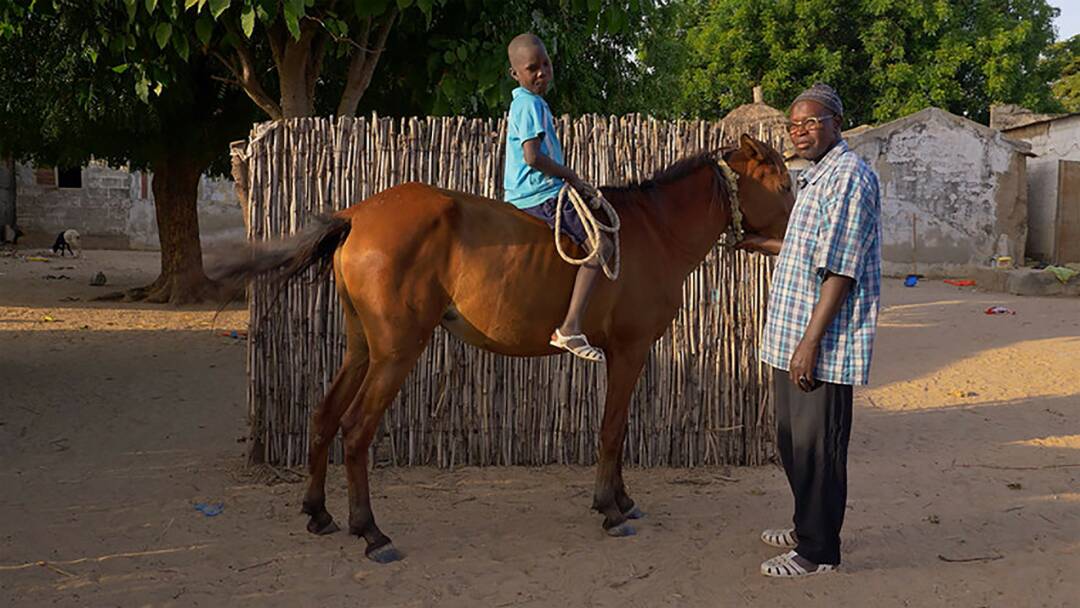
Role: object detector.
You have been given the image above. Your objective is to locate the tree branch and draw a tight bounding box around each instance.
[211,42,282,120]
[337,10,396,117]
[306,28,329,105]
[267,20,287,70]
[210,73,242,87]
[210,49,239,77]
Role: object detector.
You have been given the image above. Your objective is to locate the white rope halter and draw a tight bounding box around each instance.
[715,156,744,247]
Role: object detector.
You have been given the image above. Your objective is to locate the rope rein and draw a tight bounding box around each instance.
[554,182,621,280]
[553,156,744,279]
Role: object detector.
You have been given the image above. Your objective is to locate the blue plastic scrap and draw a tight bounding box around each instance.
[194,502,225,517]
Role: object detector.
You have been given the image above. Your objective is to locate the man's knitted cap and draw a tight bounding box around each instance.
[791,82,843,116]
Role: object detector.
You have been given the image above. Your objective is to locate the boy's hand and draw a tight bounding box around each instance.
[567,174,595,198]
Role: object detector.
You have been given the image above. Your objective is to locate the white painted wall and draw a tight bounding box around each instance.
[14,160,243,250]
[847,108,1027,277]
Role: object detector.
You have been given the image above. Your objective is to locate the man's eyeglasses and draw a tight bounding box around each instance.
[786,115,835,134]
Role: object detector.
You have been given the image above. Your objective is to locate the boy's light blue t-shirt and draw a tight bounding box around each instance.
[503,87,564,209]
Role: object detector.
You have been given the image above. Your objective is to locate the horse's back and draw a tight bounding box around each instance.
[339,181,561,253]
[334,181,583,354]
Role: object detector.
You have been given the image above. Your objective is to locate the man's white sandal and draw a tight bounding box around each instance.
[761,551,835,578]
[761,528,798,548]
[550,329,605,362]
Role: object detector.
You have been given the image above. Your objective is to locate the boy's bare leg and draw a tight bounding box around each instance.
[556,235,611,343]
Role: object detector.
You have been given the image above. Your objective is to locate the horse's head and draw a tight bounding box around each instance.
[723,134,794,240]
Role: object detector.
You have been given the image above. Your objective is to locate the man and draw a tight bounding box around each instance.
[738,83,882,578]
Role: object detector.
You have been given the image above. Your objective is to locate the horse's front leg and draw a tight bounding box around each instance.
[592,344,649,536]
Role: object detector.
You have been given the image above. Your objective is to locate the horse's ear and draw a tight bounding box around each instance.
[739,133,769,162]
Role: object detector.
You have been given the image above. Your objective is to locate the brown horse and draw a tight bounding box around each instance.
[216,133,793,563]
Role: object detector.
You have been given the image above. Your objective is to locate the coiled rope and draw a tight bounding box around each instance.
[553,182,621,280]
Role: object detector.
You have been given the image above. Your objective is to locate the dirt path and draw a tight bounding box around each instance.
[1,250,1077,607]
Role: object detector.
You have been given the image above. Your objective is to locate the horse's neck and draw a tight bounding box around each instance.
[617,167,729,272]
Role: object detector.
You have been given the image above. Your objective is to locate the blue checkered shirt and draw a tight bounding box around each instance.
[760,140,882,386]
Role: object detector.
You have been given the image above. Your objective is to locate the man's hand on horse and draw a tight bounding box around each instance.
[735,233,781,255]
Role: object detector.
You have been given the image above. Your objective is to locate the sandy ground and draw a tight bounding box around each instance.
[0,249,1077,608]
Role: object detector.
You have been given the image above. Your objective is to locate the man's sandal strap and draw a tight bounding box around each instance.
[761,551,835,578]
[761,528,798,548]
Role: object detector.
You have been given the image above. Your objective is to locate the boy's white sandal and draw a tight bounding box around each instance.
[550,329,605,362]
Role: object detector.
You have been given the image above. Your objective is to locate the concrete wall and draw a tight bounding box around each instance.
[1003,115,1080,262]
[0,157,14,228]
[847,108,1028,277]
[14,160,243,250]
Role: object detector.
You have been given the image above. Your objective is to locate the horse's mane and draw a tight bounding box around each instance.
[600,148,738,212]
[603,150,726,193]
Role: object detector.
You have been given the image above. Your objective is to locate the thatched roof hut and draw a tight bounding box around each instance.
[722,86,787,137]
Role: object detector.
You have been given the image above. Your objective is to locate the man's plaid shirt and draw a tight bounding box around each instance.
[760,140,882,386]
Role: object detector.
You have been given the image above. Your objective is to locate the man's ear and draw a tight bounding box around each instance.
[508,66,517,79]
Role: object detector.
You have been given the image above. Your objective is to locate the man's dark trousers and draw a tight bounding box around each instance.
[773,368,853,565]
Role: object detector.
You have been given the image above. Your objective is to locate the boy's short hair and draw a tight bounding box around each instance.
[507,33,546,61]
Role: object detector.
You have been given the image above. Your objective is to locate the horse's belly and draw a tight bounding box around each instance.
[438,299,563,357]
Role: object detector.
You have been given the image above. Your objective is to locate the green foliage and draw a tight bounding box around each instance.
[640,0,1062,125]
[356,0,659,117]
[0,7,253,174]
[1044,34,1080,112]
[3,0,655,123]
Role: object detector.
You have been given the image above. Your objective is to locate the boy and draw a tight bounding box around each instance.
[503,33,609,363]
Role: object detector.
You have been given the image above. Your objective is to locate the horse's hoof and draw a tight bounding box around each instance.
[366,543,403,564]
[623,505,645,520]
[306,512,340,536]
[606,522,637,537]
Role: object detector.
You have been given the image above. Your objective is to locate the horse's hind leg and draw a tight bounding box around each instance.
[338,297,445,563]
[302,302,369,535]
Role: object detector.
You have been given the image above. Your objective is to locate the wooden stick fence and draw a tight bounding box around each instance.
[244,114,790,468]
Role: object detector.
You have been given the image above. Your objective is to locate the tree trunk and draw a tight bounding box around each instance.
[128,153,222,304]
[279,59,315,118]
[277,22,319,118]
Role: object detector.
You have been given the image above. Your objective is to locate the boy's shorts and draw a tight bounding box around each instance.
[522,196,588,246]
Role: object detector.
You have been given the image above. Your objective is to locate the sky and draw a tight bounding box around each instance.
[1053,2,1080,40]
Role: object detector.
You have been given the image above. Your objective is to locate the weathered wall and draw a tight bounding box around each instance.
[14,161,243,250]
[1004,115,1080,262]
[1025,156,1059,261]
[847,108,1027,277]
[0,157,14,228]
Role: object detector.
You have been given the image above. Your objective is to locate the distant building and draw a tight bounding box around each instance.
[12,161,242,250]
[845,107,1031,276]
[992,105,1080,264]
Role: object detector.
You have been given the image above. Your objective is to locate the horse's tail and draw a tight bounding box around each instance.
[210,214,352,289]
